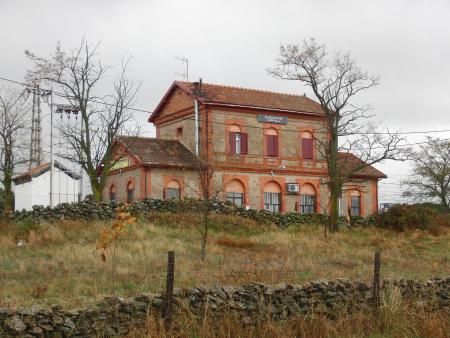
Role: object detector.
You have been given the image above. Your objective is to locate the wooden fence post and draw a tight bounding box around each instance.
[373,251,381,310]
[162,251,175,329]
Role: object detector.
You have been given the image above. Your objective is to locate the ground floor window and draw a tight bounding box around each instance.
[351,191,361,216]
[226,192,244,206]
[164,179,181,200]
[127,181,134,203]
[164,188,180,200]
[264,192,281,212]
[299,183,316,214]
[224,179,245,206]
[300,194,315,214]
[109,185,116,201]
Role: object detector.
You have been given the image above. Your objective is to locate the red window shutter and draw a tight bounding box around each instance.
[241,133,248,155]
[273,135,279,157]
[266,135,279,157]
[266,135,272,156]
[302,138,313,159]
[229,132,236,154]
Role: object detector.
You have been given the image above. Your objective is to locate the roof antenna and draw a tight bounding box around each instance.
[174,55,189,83]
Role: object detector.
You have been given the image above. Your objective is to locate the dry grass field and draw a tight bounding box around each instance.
[0,212,449,310]
[127,304,450,338]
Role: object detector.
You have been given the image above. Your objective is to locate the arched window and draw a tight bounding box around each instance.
[225,179,245,206]
[109,185,116,201]
[127,181,134,203]
[350,190,361,216]
[300,183,316,214]
[164,180,181,200]
[264,181,281,212]
[301,131,314,160]
[266,128,279,157]
[229,125,248,155]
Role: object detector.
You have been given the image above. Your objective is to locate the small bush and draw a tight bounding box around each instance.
[375,203,450,233]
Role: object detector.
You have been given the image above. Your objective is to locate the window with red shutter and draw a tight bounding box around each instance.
[266,135,279,157]
[241,133,248,155]
[272,135,279,157]
[229,132,236,155]
[302,138,313,160]
[266,135,272,156]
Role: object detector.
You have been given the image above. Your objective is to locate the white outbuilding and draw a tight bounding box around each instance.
[13,161,81,211]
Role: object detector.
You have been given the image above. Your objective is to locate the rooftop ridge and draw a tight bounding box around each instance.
[178,80,313,100]
[118,135,179,142]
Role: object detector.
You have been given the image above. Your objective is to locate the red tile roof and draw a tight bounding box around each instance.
[338,152,387,179]
[116,136,200,169]
[149,81,324,122]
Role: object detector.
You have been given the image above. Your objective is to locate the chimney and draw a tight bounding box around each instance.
[193,78,203,97]
[193,81,199,96]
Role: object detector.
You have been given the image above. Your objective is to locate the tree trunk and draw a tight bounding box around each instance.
[329,188,339,231]
[441,191,448,208]
[89,176,103,203]
[3,175,13,212]
[327,129,340,231]
[201,200,209,262]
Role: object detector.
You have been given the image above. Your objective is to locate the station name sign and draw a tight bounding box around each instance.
[257,114,288,125]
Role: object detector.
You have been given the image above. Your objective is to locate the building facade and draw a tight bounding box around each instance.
[103,81,386,216]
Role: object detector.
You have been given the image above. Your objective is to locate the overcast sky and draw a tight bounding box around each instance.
[1,0,449,203]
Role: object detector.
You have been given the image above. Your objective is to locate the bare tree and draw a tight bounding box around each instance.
[0,88,30,211]
[197,160,218,262]
[25,39,141,202]
[402,137,450,207]
[269,39,405,230]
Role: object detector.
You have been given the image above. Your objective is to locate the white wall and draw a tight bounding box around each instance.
[14,167,80,211]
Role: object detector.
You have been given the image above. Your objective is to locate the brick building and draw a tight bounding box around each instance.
[103,81,386,216]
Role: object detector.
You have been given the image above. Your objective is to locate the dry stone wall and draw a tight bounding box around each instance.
[0,277,448,337]
[7,198,371,228]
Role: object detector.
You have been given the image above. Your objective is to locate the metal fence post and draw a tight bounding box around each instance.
[162,251,175,329]
[373,251,381,310]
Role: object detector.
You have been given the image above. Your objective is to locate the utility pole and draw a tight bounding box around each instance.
[29,82,43,169]
[49,91,54,207]
[54,104,80,204]
[79,114,84,201]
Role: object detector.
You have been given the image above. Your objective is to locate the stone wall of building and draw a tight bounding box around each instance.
[1,277,448,337]
[211,108,329,169]
[149,168,201,200]
[103,167,145,202]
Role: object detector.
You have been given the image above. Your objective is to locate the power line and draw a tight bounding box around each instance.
[2,75,450,136]
[0,76,151,114]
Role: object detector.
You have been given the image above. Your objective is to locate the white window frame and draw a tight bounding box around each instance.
[235,133,241,155]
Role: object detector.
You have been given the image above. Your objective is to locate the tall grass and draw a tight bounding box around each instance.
[128,299,450,338]
[0,212,449,308]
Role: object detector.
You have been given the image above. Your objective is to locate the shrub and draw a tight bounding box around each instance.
[375,203,450,232]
